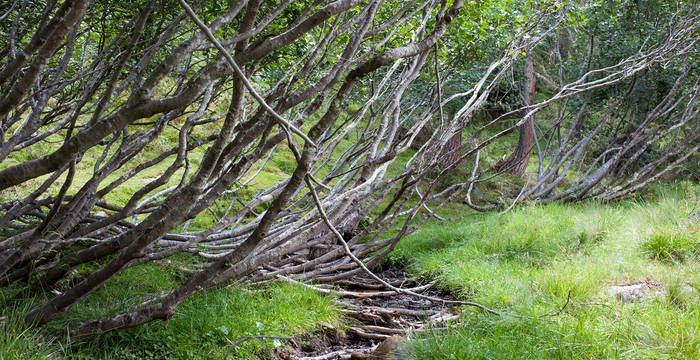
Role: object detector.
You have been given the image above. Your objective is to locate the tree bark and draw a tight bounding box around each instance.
[498,53,536,177]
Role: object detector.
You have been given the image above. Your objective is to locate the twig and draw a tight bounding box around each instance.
[570,301,614,309]
[541,289,572,317]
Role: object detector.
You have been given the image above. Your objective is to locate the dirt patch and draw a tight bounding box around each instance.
[270,266,459,360]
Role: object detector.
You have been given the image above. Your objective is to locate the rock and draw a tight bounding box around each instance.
[369,335,405,360]
[350,352,369,359]
[606,278,664,303]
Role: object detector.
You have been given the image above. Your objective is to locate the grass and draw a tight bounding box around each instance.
[391,182,700,359]
[0,262,340,360]
[0,302,58,360]
[641,227,699,263]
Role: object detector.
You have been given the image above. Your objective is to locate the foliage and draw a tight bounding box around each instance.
[0,274,339,360]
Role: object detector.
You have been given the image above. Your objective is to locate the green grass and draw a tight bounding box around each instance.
[641,227,699,263]
[0,263,340,360]
[392,182,700,359]
[0,302,58,360]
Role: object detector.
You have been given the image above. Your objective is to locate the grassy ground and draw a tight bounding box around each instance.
[390,182,699,359]
[2,183,697,359]
[0,266,341,359]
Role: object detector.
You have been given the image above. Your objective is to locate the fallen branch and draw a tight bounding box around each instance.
[348,326,391,340]
[356,324,404,335]
[298,348,374,360]
[304,176,502,315]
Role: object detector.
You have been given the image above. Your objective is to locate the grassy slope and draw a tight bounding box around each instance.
[390,183,699,359]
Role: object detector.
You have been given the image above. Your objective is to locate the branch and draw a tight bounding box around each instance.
[303,176,500,315]
[178,0,316,147]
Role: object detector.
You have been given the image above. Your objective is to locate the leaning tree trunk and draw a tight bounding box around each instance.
[440,130,462,167]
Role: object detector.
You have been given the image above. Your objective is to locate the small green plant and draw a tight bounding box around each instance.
[666,279,688,310]
[641,228,699,263]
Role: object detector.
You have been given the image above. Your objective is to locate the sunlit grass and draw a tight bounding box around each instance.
[641,227,699,263]
[395,182,700,359]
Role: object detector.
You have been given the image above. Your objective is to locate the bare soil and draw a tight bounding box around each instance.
[269,266,460,360]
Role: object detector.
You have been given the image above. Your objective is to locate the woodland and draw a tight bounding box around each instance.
[0,0,698,359]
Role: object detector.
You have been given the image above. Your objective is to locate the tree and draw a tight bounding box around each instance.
[494,51,537,177]
[0,0,697,338]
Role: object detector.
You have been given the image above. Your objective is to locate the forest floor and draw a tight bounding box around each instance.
[1,183,698,359]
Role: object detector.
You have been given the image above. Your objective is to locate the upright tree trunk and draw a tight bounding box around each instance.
[498,53,536,177]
